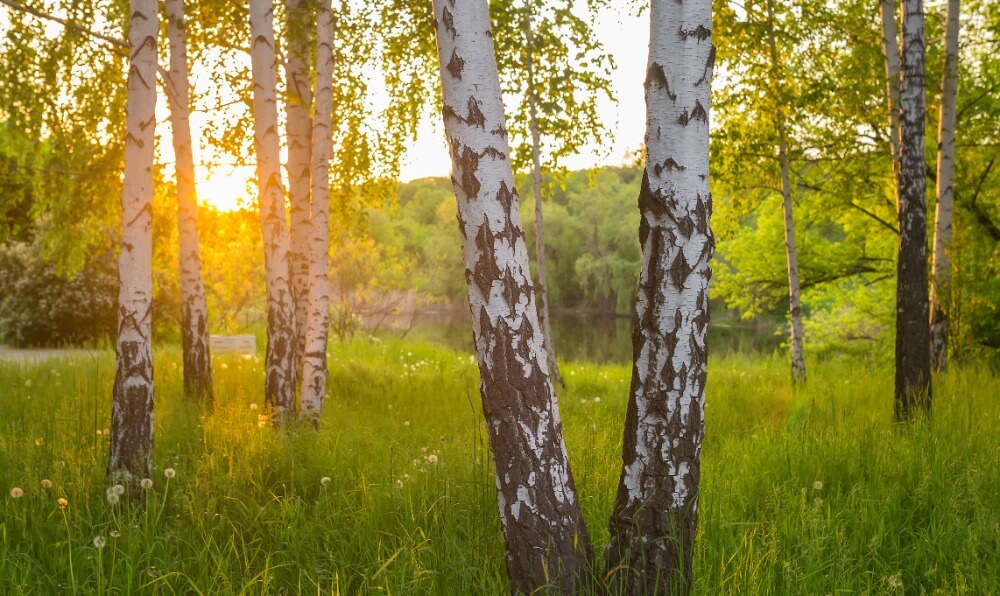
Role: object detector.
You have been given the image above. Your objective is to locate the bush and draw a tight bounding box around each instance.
[0,242,117,347]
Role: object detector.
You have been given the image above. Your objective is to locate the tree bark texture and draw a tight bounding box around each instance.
[299,0,333,425]
[108,0,157,482]
[895,0,932,420]
[605,0,714,592]
[930,0,959,371]
[431,0,593,591]
[524,14,562,387]
[766,0,805,384]
[165,0,213,404]
[250,0,297,416]
[284,0,313,372]
[880,0,902,174]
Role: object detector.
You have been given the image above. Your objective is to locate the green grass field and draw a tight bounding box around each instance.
[1,339,998,594]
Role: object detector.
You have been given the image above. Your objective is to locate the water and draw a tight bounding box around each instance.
[378,311,782,364]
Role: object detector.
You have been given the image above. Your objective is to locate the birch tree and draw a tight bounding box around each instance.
[881,0,902,174]
[765,0,805,382]
[108,0,157,482]
[895,0,932,420]
[605,0,714,591]
[165,0,213,404]
[299,0,333,424]
[284,0,313,369]
[431,0,593,590]
[250,0,296,416]
[930,0,960,371]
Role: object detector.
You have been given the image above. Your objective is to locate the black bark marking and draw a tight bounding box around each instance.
[691,100,709,124]
[497,180,515,219]
[472,218,501,298]
[644,63,676,100]
[466,96,486,128]
[669,250,693,290]
[446,48,464,80]
[442,7,456,37]
[696,45,716,86]
[451,144,481,198]
[654,157,685,177]
[680,24,712,41]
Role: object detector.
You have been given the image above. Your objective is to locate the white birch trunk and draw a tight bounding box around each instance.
[250,0,296,416]
[880,0,902,173]
[299,0,333,425]
[524,14,562,387]
[930,0,960,371]
[895,0,932,420]
[165,0,213,404]
[108,0,157,482]
[431,0,593,590]
[767,0,806,383]
[284,0,313,371]
[606,0,715,594]
[605,0,714,591]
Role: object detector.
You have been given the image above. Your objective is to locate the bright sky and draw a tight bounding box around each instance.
[192,6,649,211]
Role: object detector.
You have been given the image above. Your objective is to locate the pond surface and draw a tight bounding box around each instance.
[379,311,783,364]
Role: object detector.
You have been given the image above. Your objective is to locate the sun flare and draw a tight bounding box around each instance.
[196,167,253,212]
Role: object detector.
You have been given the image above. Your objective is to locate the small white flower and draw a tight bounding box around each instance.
[249,403,258,410]
[10,487,23,498]
[140,478,153,490]
[164,468,176,479]
[110,530,121,538]
[403,420,410,427]
[426,454,438,464]
[593,397,601,403]
[96,429,103,436]
[394,479,404,489]
[813,481,823,490]
[112,484,125,496]
[107,493,119,505]
[34,437,43,446]
[320,477,331,486]
[40,479,53,489]
[93,536,106,549]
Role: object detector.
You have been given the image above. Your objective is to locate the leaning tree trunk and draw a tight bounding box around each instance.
[250,0,296,416]
[284,0,313,372]
[165,0,213,405]
[605,0,714,592]
[299,0,333,425]
[767,0,805,384]
[431,0,593,591]
[895,0,932,420]
[930,0,960,371]
[524,14,562,387]
[880,0,902,174]
[108,0,158,482]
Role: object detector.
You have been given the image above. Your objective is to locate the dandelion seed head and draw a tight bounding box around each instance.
[93,536,106,549]
[427,454,438,464]
[41,479,53,489]
[249,403,258,410]
[34,437,43,446]
[813,481,823,490]
[140,478,153,490]
[394,479,404,489]
[10,487,23,498]
[112,484,125,496]
[57,497,68,509]
[107,493,119,505]
[164,468,176,479]
[403,420,410,427]
[110,530,120,538]
[320,477,331,486]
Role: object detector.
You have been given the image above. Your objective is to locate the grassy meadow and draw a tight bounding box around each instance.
[1,339,998,594]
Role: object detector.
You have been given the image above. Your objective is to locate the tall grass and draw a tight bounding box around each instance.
[1,340,997,593]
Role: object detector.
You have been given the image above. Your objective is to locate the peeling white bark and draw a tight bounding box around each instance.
[108,0,158,482]
[606,0,714,591]
[930,0,960,372]
[165,0,213,404]
[250,0,297,416]
[299,0,333,425]
[431,0,592,591]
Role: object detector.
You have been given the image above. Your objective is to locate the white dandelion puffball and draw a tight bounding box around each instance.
[10,487,23,498]
[427,454,438,464]
[813,481,823,490]
[394,479,404,489]
[112,484,125,496]
[40,479,53,489]
[320,477,331,486]
[107,493,119,505]
[164,468,176,479]
[110,530,121,538]
[93,536,106,549]
[140,478,153,490]
[57,497,68,509]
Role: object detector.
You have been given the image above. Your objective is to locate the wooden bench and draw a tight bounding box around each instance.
[210,335,257,353]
